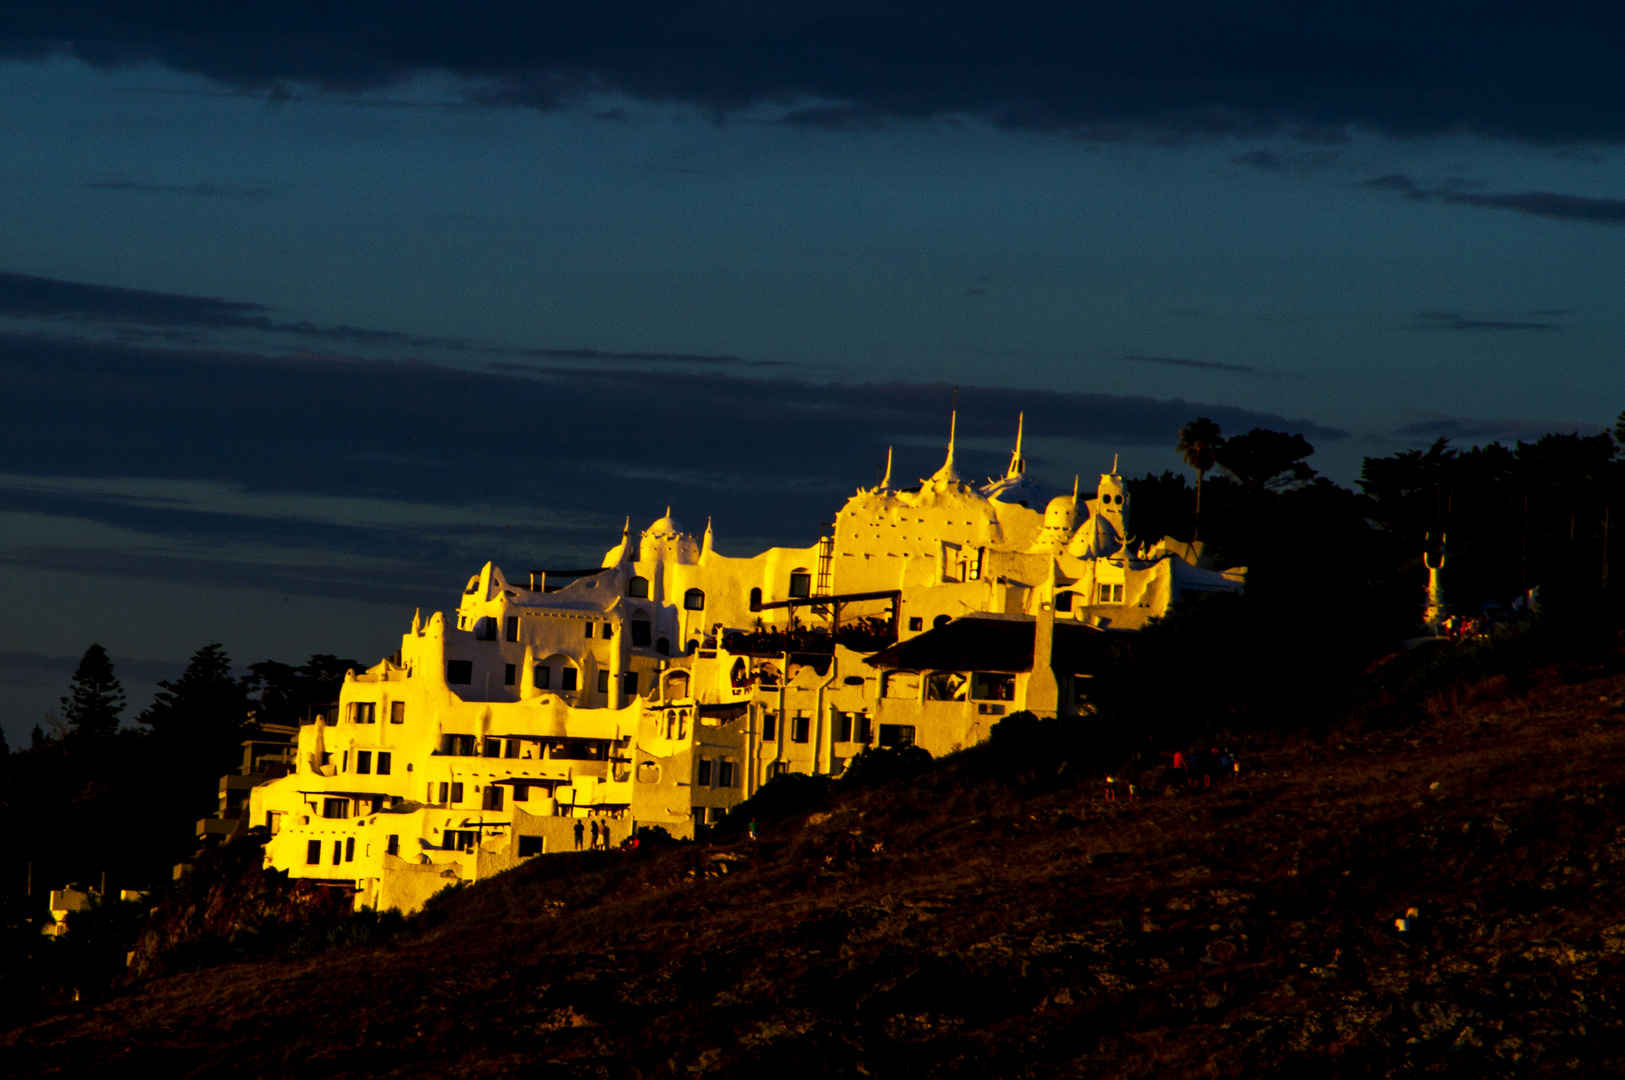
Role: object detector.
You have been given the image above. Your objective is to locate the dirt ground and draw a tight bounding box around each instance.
[8,661,1625,1078]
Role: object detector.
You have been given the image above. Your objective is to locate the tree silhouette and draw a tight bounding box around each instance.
[60,644,125,739]
[1177,417,1223,542]
[1214,429,1316,491]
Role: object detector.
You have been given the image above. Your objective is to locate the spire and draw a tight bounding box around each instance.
[1072,475,1079,500]
[701,517,714,559]
[880,446,893,490]
[1111,453,1119,475]
[928,408,961,485]
[1004,412,1025,479]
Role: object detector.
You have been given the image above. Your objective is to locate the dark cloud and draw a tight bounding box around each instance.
[0,271,776,366]
[1364,174,1625,224]
[90,180,271,199]
[1394,414,1607,442]
[1231,148,1341,174]
[3,3,1625,143]
[1124,354,1287,376]
[1411,311,1561,332]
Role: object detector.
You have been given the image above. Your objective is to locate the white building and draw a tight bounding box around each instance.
[250,418,1242,911]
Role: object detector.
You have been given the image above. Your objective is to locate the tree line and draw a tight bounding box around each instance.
[0,647,358,901]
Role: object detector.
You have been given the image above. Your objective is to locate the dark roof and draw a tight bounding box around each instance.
[863,615,1111,675]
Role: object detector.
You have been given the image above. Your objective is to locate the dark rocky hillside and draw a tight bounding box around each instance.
[9,652,1625,1078]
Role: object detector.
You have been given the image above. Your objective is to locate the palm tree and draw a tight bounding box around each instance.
[1178,417,1223,542]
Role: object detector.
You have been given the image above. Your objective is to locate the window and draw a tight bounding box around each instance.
[628,575,650,598]
[356,750,372,775]
[377,752,392,775]
[444,830,476,852]
[390,701,406,724]
[505,615,519,642]
[925,672,968,701]
[437,782,449,804]
[718,760,735,788]
[306,840,321,865]
[908,616,923,631]
[1113,583,1124,603]
[560,667,578,692]
[878,724,917,748]
[534,664,550,690]
[1055,591,1073,612]
[833,712,853,742]
[598,670,611,693]
[447,660,473,684]
[698,758,713,786]
[583,621,594,639]
[332,841,343,866]
[345,837,355,862]
[637,761,661,784]
[761,712,777,741]
[484,785,505,810]
[505,739,520,759]
[624,673,638,695]
[601,622,612,639]
[749,587,762,612]
[442,734,475,756]
[631,619,652,647]
[1099,583,1123,604]
[791,715,810,743]
[656,637,670,656]
[450,782,464,804]
[519,836,544,857]
[386,835,399,857]
[854,714,873,743]
[504,663,516,686]
[971,672,1016,701]
[342,751,348,772]
[475,617,498,641]
[512,782,528,801]
[789,571,812,598]
[323,798,349,819]
[683,588,705,611]
[351,702,375,724]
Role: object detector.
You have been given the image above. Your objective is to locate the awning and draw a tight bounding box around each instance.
[863,614,1110,674]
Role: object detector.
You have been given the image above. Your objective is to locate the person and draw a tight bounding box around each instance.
[590,819,600,850]
[573,818,585,851]
[1104,775,1117,802]
[748,818,758,841]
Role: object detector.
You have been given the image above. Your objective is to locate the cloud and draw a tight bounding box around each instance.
[1411,311,1562,333]
[4,3,1625,143]
[1124,354,1289,377]
[0,270,779,366]
[1394,413,1607,443]
[90,180,271,200]
[1231,148,1341,174]
[1363,174,1625,225]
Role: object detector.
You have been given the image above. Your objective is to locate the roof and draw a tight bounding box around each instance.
[863,615,1113,675]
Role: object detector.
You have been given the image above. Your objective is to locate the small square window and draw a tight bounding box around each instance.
[377,751,392,775]
[306,840,321,865]
[584,622,594,638]
[791,715,810,743]
[718,760,735,787]
[789,572,812,598]
[908,616,923,632]
[560,668,578,692]
[598,670,610,693]
[1055,591,1073,613]
[534,664,550,689]
[519,835,544,857]
[450,782,464,804]
[356,750,372,775]
[513,782,529,801]
[504,663,516,686]
[505,615,519,642]
[698,758,713,786]
[624,672,638,695]
[631,620,652,647]
[390,701,406,724]
[386,834,399,856]
[1112,583,1124,603]
[484,738,502,758]
[833,712,853,741]
[447,660,473,685]
[601,622,612,639]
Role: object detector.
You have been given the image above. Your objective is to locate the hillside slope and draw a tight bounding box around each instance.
[9,659,1625,1078]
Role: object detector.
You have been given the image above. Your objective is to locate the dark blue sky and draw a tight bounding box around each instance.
[0,4,1621,741]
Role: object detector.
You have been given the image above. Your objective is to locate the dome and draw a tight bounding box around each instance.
[645,507,684,537]
[1043,495,1077,531]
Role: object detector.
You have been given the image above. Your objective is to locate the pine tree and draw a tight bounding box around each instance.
[139,644,252,741]
[60,644,126,739]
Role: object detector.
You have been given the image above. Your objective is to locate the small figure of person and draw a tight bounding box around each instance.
[1104,775,1117,802]
[573,818,585,851]
[590,819,600,850]
[748,818,758,841]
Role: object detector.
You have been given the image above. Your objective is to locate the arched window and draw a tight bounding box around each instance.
[749,587,762,612]
[628,575,649,598]
[788,570,812,598]
[664,670,690,700]
[683,588,705,611]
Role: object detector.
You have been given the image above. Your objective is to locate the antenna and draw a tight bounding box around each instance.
[1111,453,1119,474]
